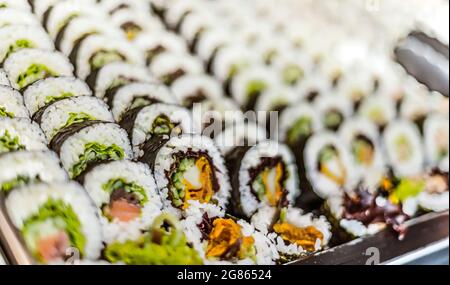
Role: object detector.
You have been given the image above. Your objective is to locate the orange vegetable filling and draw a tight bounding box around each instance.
[260,163,284,206]
[273,223,324,252]
[182,156,214,209]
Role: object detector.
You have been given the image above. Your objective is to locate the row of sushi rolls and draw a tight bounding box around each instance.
[0,0,448,265]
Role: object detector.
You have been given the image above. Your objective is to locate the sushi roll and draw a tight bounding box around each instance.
[304,132,355,199]
[120,103,194,158]
[400,94,430,134]
[383,120,424,177]
[0,68,10,86]
[358,95,397,133]
[81,160,163,244]
[163,0,200,32]
[297,75,332,102]
[178,10,214,53]
[24,77,92,117]
[149,52,203,86]
[135,31,188,65]
[339,118,386,188]
[231,66,279,111]
[0,8,40,28]
[313,94,353,132]
[3,49,74,91]
[0,85,29,118]
[424,114,449,170]
[417,169,449,213]
[336,66,375,110]
[49,121,133,179]
[35,96,114,141]
[152,134,231,217]
[215,122,268,156]
[251,206,331,259]
[0,0,30,11]
[225,140,300,218]
[272,51,313,88]
[88,62,155,98]
[0,151,68,193]
[196,27,231,68]
[101,0,151,16]
[0,118,48,154]
[254,86,298,114]
[181,202,279,265]
[69,34,144,81]
[0,25,54,65]
[108,82,177,122]
[5,182,103,264]
[171,74,223,109]
[110,10,164,41]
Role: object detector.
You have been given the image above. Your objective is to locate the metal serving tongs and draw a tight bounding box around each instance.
[0,192,34,265]
[395,31,449,97]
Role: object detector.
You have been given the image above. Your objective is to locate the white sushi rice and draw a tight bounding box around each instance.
[57,122,133,178]
[110,82,177,122]
[39,96,114,141]
[171,74,223,105]
[254,86,298,112]
[304,131,357,199]
[149,52,204,83]
[251,206,331,256]
[0,117,48,153]
[100,0,152,15]
[110,9,164,39]
[279,101,323,142]
[93,62,156,99]
[212,45,257,82]
[238,140,300,217]
[3,49,74,90]
[24,77,92,116]
[179,10,214,44]
[383,120,425,177]
[0,85,29,118]
[5,182,103,261]
[417,191,449,213]
[154,134,231,217]
[0,0,30,11]
[196,27,231,62]
[313,93,353,129]
[0,68,10,86]
[0,9,41,28]
[358,95,397,129]
[164,0,200,29]
[0,151,68,191]
[0,25,55,64]
[74,34,144,80]
[214,122,268,155]
[134,31,187,59]
[424,114,449,168]
[83,160,163,244]
[132,103,194,157]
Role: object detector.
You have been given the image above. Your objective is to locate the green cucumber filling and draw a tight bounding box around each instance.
[56,13,79,33]
[324,109,343,130]
[227,62,249,80]
[169,156,215,209]
[5,39,35,59]
[89,50,125,70]
[318,145,346,186]
[104,213,202,265]
[0,130,25,153]
[71,143,125,178]
[282,64,304,86]
[151,114,178,136]
[1,175,40,193]
[101,178,148,222]
[129,96,155,110]
[59,112,96,133]
[251,160,286,207]
[394,134,413,162]
[246,80,267,100]
[389,178,425,204]
[22,199,86,263]
[286,116,313,145]
[44,92,74,106]
[0,106,14,118]
[367,108,387,126]
[351,135,375,166]
[16,64,58,90]
[264,50,278,65]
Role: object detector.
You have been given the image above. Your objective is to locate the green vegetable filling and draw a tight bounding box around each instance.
[5,39,34,59]
[151,114,175,136]
[170,158,195,207]
[286,116,313,145]
[89,50,125,70]
[324,110,343,130]
[246,80,267,99]
[16,64,57,90]
[389,179,425,204]
[102,178,148,207]
[59,112,96,133]
[282,65,304,86]
[44,92,74,106]
[22,199,86,263]
[1,175,40,193]
[394,135,413,162]
[0,106,14,118]
[70,143,125,178]
[0,130,25,153]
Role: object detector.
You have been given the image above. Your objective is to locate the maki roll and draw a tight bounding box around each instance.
[0,151,68,194]
[304,132,355,199]
[424,114,449,170]
[0,85,29,118]
[225,140,300,218]
[135,31,188,65]
[181,202,279,265]
[254,86,297,115]
[272,52,312,88]
[153,134,231,217]
[313,94,353,132]
[110,10,164,41]
[35,96,114,141]
[0,8,40,28]
[400,94,430,134]
[81,160,163,243]
[231,66,279,111]
[163,0,200,32]
[251,206,331,259]
[383,120,424,177]
[336,67,374,111]
[215,122,267,156]
[108,82,177,122]
[120,103,194,158]
[149,52,203,86]
[0,68,9,86]
[5,182,102,264]
[0,25,54,65]
[339,118,385,188]
[49,121,133,179]
[0,118,48,154]
[196,27,231,68]
[417,169,449,213]
[3,49,74,91]
[70,34,144,81]
[171,74,223,109]
[24,77,92,117]
[89,62,155,98]
[358,95,397,133]
[178,10,214,53]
